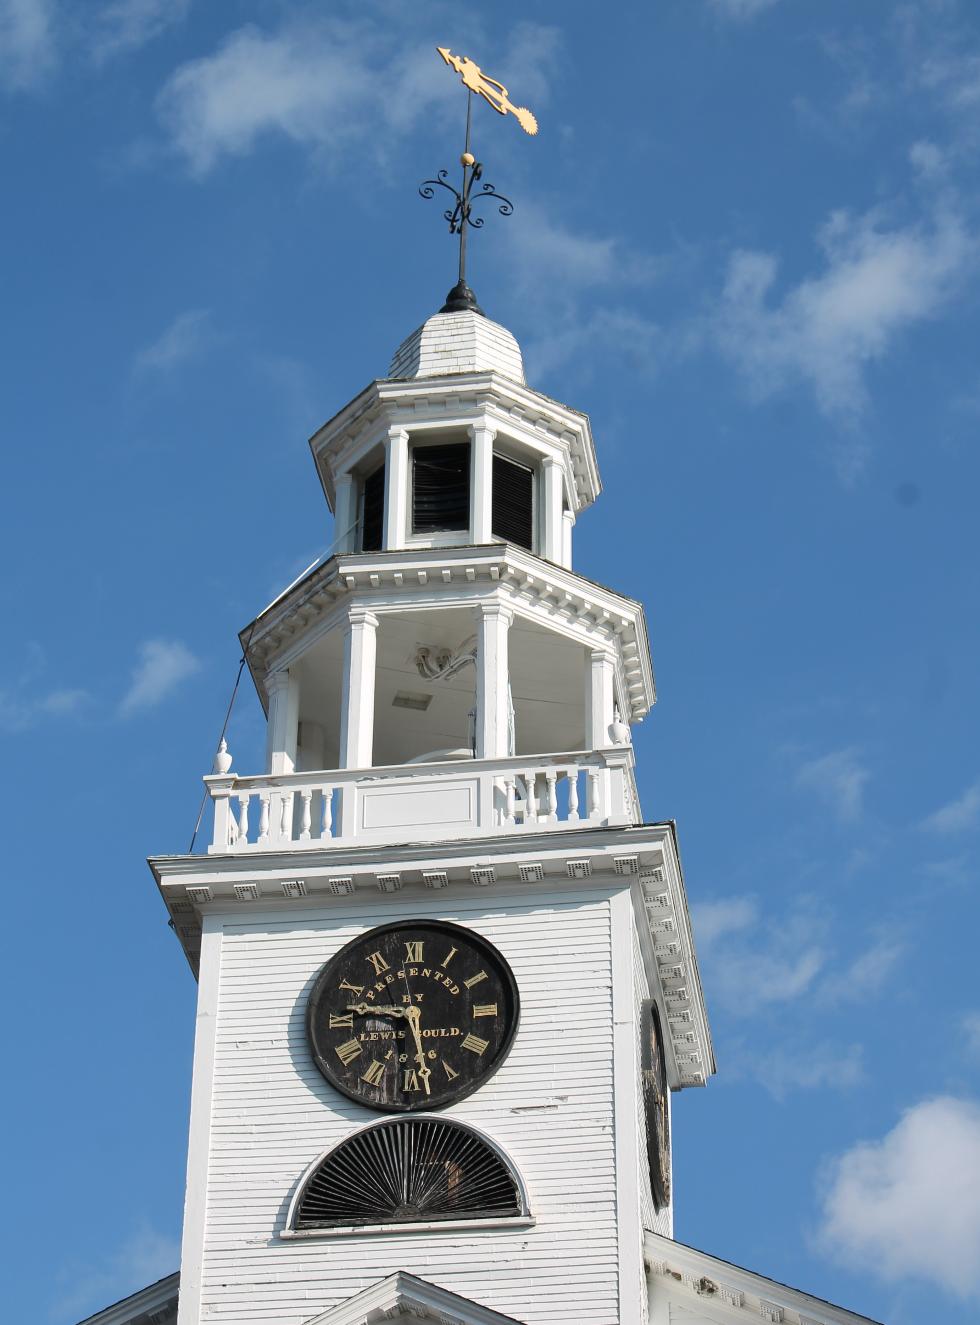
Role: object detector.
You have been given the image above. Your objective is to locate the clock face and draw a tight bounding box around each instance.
[643,1002,671,1210]
[306,919,520,1112]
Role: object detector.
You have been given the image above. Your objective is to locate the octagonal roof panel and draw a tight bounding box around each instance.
[389,310,525,385]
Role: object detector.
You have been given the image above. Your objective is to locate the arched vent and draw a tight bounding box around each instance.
[293,1118,524,1230]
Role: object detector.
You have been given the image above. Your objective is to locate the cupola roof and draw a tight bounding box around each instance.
[389,308,525,385]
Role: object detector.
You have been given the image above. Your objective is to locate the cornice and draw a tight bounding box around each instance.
[150,822,712,1090]
[74,1273,179,1325]
[239,543,656,721]
[645,1234,884,1325]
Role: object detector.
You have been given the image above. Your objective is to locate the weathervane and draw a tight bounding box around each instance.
[420,46,537,316]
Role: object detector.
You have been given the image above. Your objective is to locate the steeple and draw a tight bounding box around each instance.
[143,46,724,1325]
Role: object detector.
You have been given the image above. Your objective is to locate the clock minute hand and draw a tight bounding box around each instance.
[404,1006,432,1095]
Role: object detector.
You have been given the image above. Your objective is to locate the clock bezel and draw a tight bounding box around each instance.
[306,918,521,1113]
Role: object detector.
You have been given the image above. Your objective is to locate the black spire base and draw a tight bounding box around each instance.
[440,280,485,316]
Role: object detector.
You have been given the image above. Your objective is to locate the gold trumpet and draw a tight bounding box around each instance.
[437,47,538,136]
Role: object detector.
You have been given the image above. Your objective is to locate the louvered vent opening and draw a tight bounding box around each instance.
[492,454,534,550]
[361,463,385,552]
[412,443,471,533]
[293,1118,523,1229]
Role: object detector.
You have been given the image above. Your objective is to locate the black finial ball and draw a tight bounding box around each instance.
[440,280,485,316]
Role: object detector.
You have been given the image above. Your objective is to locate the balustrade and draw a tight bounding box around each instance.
[205,746,638,854]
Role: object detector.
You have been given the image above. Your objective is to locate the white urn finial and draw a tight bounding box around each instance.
[213,738,233,774]
[609,706,631,746]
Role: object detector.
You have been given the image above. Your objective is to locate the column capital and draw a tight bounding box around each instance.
[347,606,380,630]
[541,454,562,471]
[266,668,291,696]
[468,420,497,441]
[386,424,410,443]
[590,645,616,664]
[334,470,354,488]
[480,600,514,625]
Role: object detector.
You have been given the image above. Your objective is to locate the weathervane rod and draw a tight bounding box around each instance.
[458,91,473,287]
[420,46,537,317]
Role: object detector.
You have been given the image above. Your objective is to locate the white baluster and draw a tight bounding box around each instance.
[321,787,333,839]
[545,772,558,823]
[279,791,293,841]
[299,789,312,842]
[237,792,250,845]
[524,772,537,823]
[258,793,270,844]
[588,768,601,820]
[504,777,516,826]
[567,769,580,821]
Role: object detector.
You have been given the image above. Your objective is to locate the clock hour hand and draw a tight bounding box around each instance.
[346,1002,408,1018]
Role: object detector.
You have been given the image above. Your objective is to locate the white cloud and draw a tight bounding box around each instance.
[964,1013,980,1060]
[692,894,827,1015]
[50,1222,178,1321]
[154,16,562,176]
[958,1012,980,1054]
[795,747,869,823]
[0,0,56,91]
[819,934,906,1006]
[0,679,90,731]
[90,0,191,64]
[741,1040,865,1101]
[691,895,756,947]
[710,0,781,18]
[819,1096,980,1298]
[920,778,980,833]
[134,308,212,373]
[712,202,974,454]
[119,639,200,716]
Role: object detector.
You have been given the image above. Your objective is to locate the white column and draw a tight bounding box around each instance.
[561,507,575,569]
[333,472,356,553]
[587,648,616,750]
[470,421,495,544]
[266,668,299,774]
[383,427,409,550]
[475,602,512,759]
[339,607,379,768]
[542,457,563,563]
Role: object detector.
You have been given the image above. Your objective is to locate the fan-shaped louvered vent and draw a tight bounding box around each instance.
[293,1118,523,1229]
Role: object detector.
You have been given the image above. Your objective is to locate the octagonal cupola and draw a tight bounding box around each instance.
[311,305,600,570]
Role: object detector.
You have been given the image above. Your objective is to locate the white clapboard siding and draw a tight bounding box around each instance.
[190,883,640,1324]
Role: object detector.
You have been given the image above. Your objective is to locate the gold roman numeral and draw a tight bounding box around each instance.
[440,946,458,967]
[442,1059,459,1080]
[339,979,364,997]
[461,1033,489,1055]
[335,1038,362,1065]
[404,940,424,963]
[463,970,487,989]
[361,1059,385,1086]
[366,950,390,975]
[328,1012,354,1029]
[472,1003,497,1018]
[402,1069,423,1091]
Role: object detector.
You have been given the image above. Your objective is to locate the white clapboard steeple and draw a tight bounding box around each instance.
[151,294,717,1325]
[139,293,889,1325]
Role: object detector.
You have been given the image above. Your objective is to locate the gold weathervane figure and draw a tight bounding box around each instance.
[437,47,538,136]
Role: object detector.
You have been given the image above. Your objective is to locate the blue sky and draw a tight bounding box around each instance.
[3,1,980,1322]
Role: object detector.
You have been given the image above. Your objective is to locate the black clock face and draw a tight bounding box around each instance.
[643,1002,671,1210]
[306,920,520,1112]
